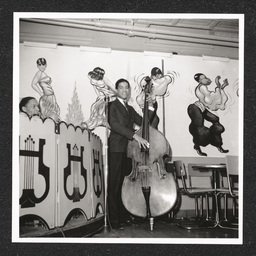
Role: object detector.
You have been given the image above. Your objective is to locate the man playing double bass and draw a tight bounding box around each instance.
[108,78,156,230]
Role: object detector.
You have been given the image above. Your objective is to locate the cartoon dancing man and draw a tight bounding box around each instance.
[188,73,229,156]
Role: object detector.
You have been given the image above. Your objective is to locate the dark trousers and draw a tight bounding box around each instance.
[108,152,131,227]
[187,104,225,147]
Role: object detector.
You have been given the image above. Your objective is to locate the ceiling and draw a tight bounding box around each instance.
[19,18,239,59]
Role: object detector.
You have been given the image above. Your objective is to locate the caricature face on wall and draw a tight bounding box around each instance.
[152,73,163,81]
[37,64,47,72]
[199,74,212,86]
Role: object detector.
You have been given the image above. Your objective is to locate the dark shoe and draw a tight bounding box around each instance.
[217,147,229,153]
[131,216,145,225]
[121,219,133,226]
[194,145,207,156]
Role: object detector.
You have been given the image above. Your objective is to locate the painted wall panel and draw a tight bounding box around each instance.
[19,114,105,230]
[19,114,57,229]
[57,123,92,227]
[19,44,240,158]
[89,133,105,218]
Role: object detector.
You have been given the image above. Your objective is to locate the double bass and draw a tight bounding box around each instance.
[121,76,178,230]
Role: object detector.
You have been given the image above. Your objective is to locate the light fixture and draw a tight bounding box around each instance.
[80,46,112,53]
[143,51,173,58]
[23,41,57,49]
[202,55,230,62]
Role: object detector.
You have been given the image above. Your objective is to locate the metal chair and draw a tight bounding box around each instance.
[217,155,239,230]
[188,163,216,222]
[162,162,185,223]
[174,160,216,229]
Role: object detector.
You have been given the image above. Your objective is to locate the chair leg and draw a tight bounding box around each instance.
[219,194,229,223]
[202,194,215,226]
[190,196,202,220]
[213,193,220,224]
[232,198,237,219]
[177,194,215,230]
[195,196,199,219]
[232,197,239,224]
[224,194,228,221]
[199,195,203,218]
[219,195,238,230]
[205,194,209,220]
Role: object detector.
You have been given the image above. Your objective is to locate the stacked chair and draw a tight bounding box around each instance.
[174,160,216,229]
[217,155,239,230]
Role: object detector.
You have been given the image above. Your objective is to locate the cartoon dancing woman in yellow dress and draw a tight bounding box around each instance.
[31,58,60,122]
[82,67,117,130]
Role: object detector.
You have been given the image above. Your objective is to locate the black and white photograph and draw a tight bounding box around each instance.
[12,12,244,246]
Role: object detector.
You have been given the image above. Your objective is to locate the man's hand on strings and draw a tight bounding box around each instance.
[133,134,150,149]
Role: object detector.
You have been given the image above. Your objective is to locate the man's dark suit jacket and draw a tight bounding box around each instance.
[108,98,142,153]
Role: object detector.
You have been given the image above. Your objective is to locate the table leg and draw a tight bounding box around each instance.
[212,170,221,227]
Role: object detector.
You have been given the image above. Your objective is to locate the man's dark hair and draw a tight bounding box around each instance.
[19,97,36,112]
[115,78,130,89]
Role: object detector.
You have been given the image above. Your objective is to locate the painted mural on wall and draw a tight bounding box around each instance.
[135,67,176,130]
[31,58,61,123]
[81,67,117,130]
[65,84,85,127]
[188,73,229,156]
[82,66,178,131]
[28,57,231,158]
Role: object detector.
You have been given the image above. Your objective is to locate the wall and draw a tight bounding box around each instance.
[18,43,241,217]
[19,44,240,158]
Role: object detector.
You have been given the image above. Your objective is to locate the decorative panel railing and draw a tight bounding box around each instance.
[19,114,105,230]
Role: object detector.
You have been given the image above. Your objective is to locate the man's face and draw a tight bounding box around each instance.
[116,81,130,100]
[23,99,40,117]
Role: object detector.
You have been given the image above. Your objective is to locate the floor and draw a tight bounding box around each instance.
[92,218,239,239]
[20,212,239,240]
